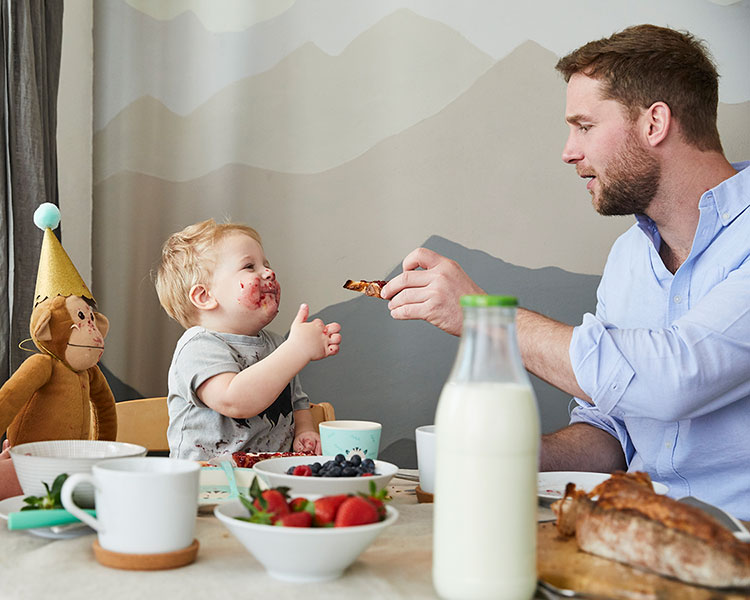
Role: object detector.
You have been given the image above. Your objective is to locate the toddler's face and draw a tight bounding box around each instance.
[208,232,281,335]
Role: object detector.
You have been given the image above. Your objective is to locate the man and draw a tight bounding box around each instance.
[381,25,750,518]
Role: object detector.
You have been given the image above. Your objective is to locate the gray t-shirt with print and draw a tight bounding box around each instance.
[166,327,309,460]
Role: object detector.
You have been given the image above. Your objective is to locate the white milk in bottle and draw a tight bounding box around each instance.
[433,295,540,600]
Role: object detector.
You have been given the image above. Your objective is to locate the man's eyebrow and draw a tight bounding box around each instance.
[566,114,588,125]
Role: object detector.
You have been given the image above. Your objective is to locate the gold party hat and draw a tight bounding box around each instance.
[33,204,95,307]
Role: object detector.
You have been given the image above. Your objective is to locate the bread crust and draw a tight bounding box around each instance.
[552,472,750,588]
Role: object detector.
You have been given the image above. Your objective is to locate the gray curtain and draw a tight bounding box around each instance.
[0,0,63,383]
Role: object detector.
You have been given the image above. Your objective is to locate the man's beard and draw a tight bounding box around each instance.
[594,130,661,216]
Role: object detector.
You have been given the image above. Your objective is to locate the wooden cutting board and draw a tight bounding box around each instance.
[537,522,750,599]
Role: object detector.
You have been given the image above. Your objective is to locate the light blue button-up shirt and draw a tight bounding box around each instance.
[569,161,750,519]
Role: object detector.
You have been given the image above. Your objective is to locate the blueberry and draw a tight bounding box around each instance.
[342,466,356,477]
[335,454,346,463]
[328,465,342,477]
[310,462,321,474]
[363,458,375,470]
[286,466,295,475]
[350,455,362,466]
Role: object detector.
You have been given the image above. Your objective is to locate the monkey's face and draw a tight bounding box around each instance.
[64,296,106,371]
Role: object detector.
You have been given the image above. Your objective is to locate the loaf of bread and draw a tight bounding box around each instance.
[551,472,750,588]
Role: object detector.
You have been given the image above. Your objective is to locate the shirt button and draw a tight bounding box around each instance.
[722,212,730,220]
[665,442,672,449]
[673,295,681,303]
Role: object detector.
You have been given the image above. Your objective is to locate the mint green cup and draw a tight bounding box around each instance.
[319,421,382,460]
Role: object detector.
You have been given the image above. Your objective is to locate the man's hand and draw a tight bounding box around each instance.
[293,430,321,454]
[288,304,342,361]
[380,248,485,336]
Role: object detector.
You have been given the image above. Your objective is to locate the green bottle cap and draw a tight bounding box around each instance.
[460,295,518,307]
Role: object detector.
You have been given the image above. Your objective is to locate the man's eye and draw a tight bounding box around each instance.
[579,125,590,132]
[244,264,254,270]
[77,311,85,320]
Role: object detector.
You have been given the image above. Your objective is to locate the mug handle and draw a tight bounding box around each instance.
[61,473,101,531]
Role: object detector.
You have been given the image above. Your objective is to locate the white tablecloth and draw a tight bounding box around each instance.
[1,474,439,599]
[1,473,553,599]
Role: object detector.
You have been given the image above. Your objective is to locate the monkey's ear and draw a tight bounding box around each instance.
[95,312,110,338]
[32,309,54,341]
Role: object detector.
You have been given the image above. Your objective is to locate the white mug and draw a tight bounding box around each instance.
[61,457,200,554]
[415,425,436,494]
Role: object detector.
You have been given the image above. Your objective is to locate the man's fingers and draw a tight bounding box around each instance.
[402,247,444,272]
[382,269,433,300]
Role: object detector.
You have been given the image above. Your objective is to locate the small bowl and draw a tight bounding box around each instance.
[214,500,398,582]
[252,455,398,495]
[10,440,147,507]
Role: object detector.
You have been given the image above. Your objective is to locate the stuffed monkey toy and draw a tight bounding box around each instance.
[0,204,117,445]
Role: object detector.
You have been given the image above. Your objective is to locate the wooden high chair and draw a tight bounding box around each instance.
[114,398,336,453]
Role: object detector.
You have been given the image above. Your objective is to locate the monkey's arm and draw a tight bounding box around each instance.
[0,355,53,435]
[88,366,117,441]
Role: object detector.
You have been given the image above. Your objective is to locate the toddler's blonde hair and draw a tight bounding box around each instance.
[155,219,263,329]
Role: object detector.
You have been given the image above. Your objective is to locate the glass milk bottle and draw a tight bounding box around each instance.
[433,295,540,600]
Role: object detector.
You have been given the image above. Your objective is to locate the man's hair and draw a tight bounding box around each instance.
[555,24,722,152]
[154,219,263,329]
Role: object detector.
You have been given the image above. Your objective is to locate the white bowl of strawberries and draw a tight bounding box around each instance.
[213,477,398,582]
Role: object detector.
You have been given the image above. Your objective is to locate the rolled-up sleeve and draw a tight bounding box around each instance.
[570,257,750,422]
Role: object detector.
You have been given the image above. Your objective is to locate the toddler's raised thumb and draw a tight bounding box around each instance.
[294,303,309,323]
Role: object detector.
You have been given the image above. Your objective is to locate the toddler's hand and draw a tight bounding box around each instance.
[294,431,321,454]
[288,303,342,362]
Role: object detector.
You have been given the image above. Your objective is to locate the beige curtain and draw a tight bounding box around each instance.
[0,0,63,383]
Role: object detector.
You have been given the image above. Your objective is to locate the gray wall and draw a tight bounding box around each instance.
[300,235,600,467]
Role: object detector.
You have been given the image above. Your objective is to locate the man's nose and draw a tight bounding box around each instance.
[262,268,275,280]
[561,134,582,164]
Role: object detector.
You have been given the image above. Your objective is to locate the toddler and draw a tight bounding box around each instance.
[155,219,341,460]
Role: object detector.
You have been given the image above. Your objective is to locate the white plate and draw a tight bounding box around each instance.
[0,496,94,539]
[538,471,668,501]
[198,466,262,509]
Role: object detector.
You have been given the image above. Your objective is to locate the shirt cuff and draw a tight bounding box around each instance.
[570,313,635,417]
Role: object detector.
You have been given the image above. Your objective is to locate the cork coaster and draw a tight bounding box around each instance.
[93,539,199,570]
[415,485,434,503]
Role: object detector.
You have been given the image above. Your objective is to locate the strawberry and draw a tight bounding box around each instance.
[276,511,313,527]
[360,480,389,520]
[254,490,290,523]
[288,497,311,512]
[313,494,349,526]
[292,464,312,477]
[334,496,379,527]
[239,477,291,524]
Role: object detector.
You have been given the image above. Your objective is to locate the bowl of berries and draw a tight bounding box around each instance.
[214,478,398,582]
[252,454,398,496]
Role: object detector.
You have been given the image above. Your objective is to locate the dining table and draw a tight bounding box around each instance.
[2,471,748,600]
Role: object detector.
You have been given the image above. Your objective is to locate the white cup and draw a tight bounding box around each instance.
[61,457,200,554]
[415,425,436,494]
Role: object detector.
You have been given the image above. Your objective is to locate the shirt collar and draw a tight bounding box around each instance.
[700,161,750,226]
[635,160,750,241]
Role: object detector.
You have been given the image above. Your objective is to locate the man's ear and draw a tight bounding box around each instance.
[95,312,110,338]
[189,284,217,310]
[32,309,53,341]
[643,101,671,147]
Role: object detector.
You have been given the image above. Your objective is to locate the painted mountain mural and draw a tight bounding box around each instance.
[92,3,750,451]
